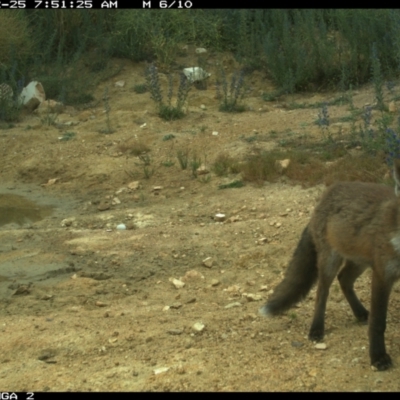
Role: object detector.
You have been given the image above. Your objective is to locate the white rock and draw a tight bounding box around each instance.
[169,278,185,289]
[315,343,327,350]
[212,131,219,136]
[192,322,205,332]
[195,48,207,54]
[202,257,213,268]
[112,197,121,205]
[183,67,211,83]
[214,213,226,222]
[154,367,170,375]
[19,81,46,111]
[116,223,126,230]
[224,302,242,309]
[115,80,125,87]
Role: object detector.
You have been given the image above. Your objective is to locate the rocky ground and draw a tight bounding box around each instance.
[0,53,400,392]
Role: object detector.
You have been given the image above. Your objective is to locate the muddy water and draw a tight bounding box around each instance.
[0,187,78,297]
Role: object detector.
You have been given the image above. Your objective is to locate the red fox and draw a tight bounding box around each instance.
[260,159,400,371]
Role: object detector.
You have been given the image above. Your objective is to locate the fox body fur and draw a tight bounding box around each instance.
[260,160,400,371]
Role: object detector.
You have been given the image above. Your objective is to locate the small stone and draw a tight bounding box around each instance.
[243,293,262,301]
[169,278,185,289]
[196,164,209,175]
[152,186,163,192]
[38,349,56,361]
[192,322,205,332]
[112,197,121,205]
[224,302,242,309]
[115,80,125,87]
[210,279,220,287]
[128,181,140,190]
[98,202,110,211]
[195,47,207,54]
[61,217,75,227]
[214,213,225,222]
[170,302,182,309]
[212,131,219,136]
[116,223,126,230]
[389,101,396,113]
[200,104,206,110]
[202,257,213,268]
[95,301,107,307]
[181,270,203,281]
[154,367,169,375]
[258,237,268,244]
[167,329,183,335]
[315,343,327,350]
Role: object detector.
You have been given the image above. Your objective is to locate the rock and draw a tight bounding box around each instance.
[195,48,207,54]
[38,349,56,361]
[243,293,262,301]
[61,217,76,227]
[128,181,140,190]
[183,67,211,83]
[95,301,107,307]
[36,99,64,115]
[257,237,268,244]
[214,213,226,222]
[170,302,182,309]
[116,223,126,230]
[275,159,291,173]
[202,257,213,268]
[112,197,121,205]
[210,279,220,286]
[389,101,396,113]
[181,270,204,281]
[19,81,46,111]
[192,322,205,332]
[170,278,185,289]
[315,343,327,350]
[98,202,110,211]
[115,80,125,87]
[212,131,219,136]
[41,178,59,187]
[154,367,170,375]
[196,164,209,175]
[224,302,242,309]
[167,329,183,335]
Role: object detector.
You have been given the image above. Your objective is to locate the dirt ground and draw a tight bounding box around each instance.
[1,53,400,392]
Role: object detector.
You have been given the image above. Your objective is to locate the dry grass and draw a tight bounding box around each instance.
[212,153,241,176]
[117,140,150,156]
[239,146,390,188]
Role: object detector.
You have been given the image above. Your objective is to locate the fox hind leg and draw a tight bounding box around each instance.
[309,250,343,341]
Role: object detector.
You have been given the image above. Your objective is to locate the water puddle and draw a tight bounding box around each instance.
[0,193,54,227]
